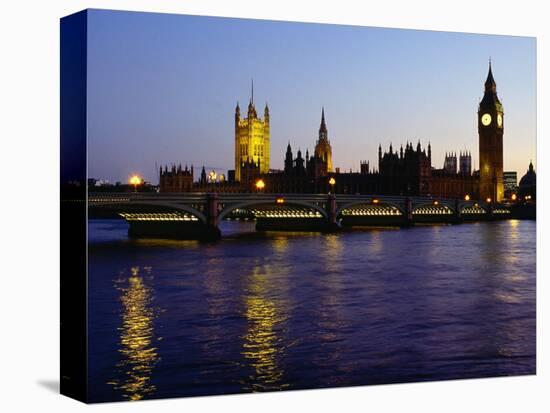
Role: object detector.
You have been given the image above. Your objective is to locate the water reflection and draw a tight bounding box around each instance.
[87,219,535,401]
[241,264,288,391]
[109,266,160,401]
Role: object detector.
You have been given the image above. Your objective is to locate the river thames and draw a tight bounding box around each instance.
[87,219,535,402]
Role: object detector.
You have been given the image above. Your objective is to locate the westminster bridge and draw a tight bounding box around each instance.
[86,192,514,240]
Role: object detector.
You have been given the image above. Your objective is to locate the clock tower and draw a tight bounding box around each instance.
[478,61,504,202]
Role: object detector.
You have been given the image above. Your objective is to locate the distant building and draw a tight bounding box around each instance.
[378,141,432,195]
[234,82,270,181]
[518,161,536,200]
[443,152,457,174]
[459,151,472,175]
[503,171,518,198]
[159,164,194,192]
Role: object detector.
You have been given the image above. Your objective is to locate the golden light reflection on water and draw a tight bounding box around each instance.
[108,266,160,401]
[507,219,520,241]
[242,265,288,392]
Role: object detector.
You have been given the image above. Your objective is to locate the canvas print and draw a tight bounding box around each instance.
[60,9,536,403]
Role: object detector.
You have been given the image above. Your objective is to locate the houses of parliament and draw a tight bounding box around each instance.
[160,64,510,202]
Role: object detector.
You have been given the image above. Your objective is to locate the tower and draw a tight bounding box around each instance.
[444,152,457,174]
[459,150,472,176]
[478,61,504,201]
[284,142,293,174]
[234,81,270,181]
[314,107,333,173]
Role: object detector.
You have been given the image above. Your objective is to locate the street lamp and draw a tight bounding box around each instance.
[486,197,492,203]
[255,179,265,192]
[464,194,470,201]
[511,193,517,201]
[328,177,336,193]
[129,175,142,192]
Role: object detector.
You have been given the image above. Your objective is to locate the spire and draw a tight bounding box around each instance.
[485,59,496,93]
[247,80,257,118]
[319,106,328,138]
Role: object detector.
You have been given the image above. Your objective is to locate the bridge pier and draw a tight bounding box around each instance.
[325,193,341,232]
[452,199,463,224]
[204,193,222,240]
[127,221,213,240]
[402,197,413,227]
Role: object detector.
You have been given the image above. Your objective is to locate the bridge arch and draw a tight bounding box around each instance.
[459,203,486,215]
[336,200,405,217]
[411,201,456,215]
[218,199,329,221]
[88,201,208,224]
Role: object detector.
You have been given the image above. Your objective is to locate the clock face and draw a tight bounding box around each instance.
[481,113,492,126]
[497,113,503,127]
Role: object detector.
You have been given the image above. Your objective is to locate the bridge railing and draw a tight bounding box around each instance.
[88,192,506,209]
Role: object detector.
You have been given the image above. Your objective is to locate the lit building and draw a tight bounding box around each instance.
[234,82,270,181]
[314,108,333,173]
[503,171,518,198]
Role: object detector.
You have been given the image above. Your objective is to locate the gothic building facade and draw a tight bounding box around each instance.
[159,164,194,192]
[378,141,432,195]
[234,82,270,181]
[160,65,508,201]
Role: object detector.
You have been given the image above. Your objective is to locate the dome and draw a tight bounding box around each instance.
[519,161,536,188]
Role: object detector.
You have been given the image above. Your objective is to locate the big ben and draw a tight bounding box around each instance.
[478,62,504,202]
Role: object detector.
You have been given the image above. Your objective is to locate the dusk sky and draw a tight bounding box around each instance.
[87,9,536,184]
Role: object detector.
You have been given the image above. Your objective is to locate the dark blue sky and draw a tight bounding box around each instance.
[87,9,536,184]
